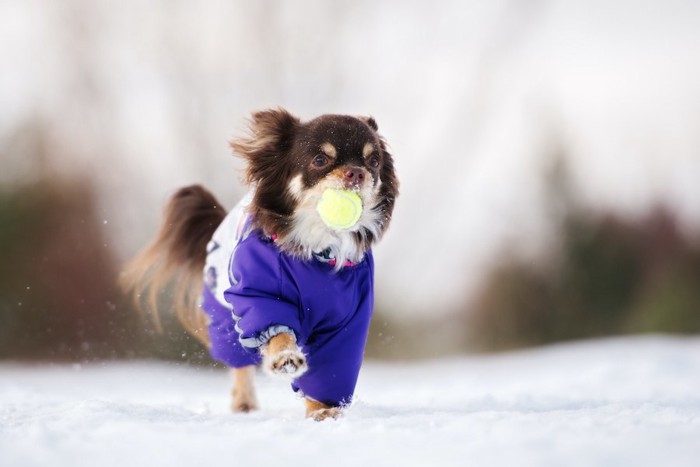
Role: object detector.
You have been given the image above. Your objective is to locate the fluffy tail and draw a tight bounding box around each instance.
[120,185,226,346]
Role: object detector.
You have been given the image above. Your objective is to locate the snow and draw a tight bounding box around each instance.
[2,336,700,467]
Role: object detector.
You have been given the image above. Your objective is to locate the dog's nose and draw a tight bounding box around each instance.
[344,168,365,186]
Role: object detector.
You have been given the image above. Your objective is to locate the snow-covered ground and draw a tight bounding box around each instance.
[2,335,699,467]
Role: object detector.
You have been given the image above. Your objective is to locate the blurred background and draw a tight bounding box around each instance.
[1,0,699,363]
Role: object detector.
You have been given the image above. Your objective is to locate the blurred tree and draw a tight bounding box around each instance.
[0,177,120,358]
[468,206,700,351]
[0,174,211,363]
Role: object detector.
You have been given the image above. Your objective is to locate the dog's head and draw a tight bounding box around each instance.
[231,108,398,265]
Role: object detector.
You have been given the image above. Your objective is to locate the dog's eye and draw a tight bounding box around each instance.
[312,154,329,168]
[368,155,380,169]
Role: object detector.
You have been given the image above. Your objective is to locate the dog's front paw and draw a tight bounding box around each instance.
[262,332,308,379]
[264,348,308,378]
[305,398,342,421]
[308,407,342,421]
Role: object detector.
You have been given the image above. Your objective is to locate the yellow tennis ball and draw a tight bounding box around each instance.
[316,189,363,230]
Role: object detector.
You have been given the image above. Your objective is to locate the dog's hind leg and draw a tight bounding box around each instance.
[231,365,258,413]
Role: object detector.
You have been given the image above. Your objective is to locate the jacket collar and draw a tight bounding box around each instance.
[312,248,362,267]
[264,232,363,267]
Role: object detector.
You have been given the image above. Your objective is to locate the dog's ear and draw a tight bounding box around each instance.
[374,132,398,237]
[232,108,301,234]
[356,116,396,220]
[359,116,378,131]
[231,108,300,184]
[249,108,299,150]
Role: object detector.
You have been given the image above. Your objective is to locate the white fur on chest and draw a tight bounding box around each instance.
[283,174,382,267]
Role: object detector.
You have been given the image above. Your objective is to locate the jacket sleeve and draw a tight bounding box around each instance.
[223,235,301,350]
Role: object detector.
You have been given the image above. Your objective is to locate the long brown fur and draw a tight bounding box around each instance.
[230,108,300,239]
[119,185,226,346]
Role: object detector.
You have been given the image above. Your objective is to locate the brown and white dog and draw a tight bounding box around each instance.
[121,108,398,420]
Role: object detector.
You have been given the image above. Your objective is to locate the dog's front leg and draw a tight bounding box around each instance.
[262,332,308,378]
[304,398,341,421]
[231,365,258,413]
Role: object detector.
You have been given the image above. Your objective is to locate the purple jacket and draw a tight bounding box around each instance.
[204,229,375,406]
